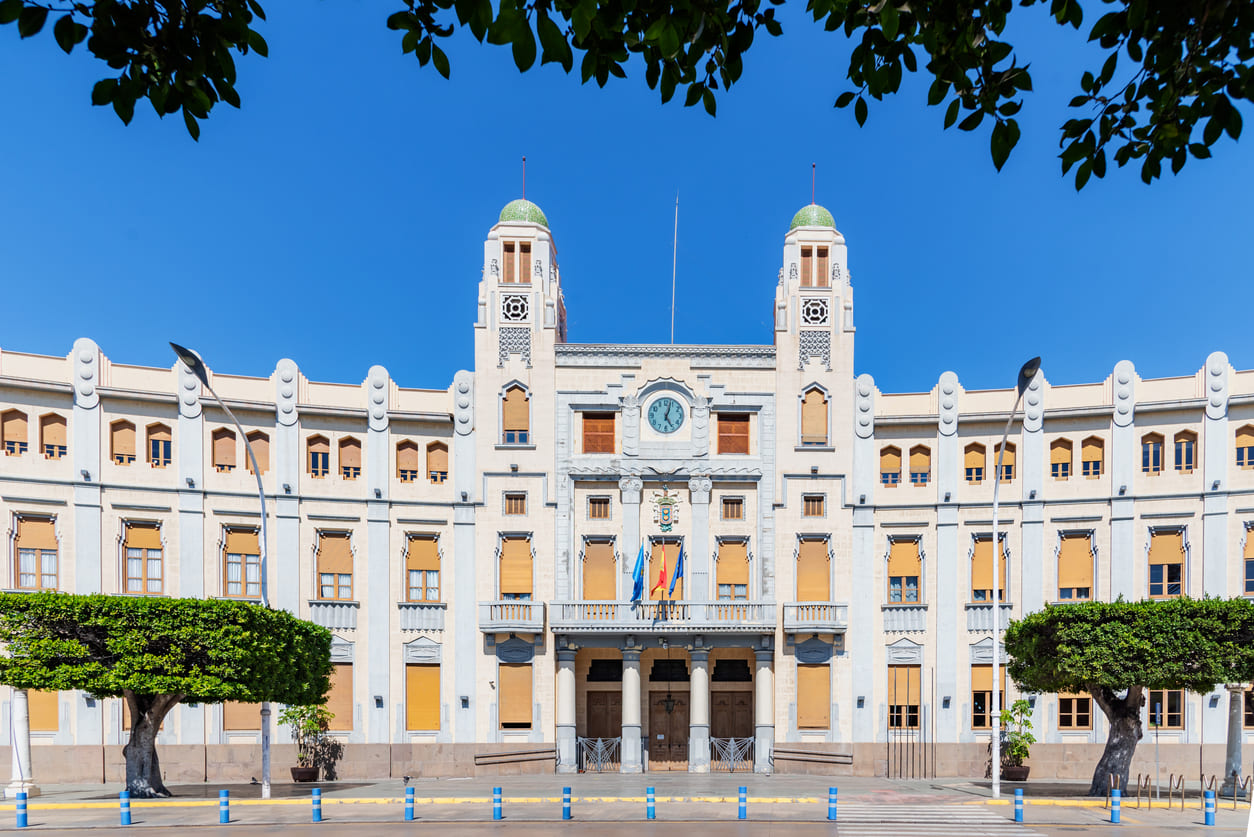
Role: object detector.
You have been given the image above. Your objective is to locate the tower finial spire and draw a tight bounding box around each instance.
[811,162,816,205]
[522,156,526,201]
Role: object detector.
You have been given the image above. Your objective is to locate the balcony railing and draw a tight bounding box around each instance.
[965,603,1014,632]
[307,599,359,630]
[398,601,447,631]
[782,602,849,633]
[882,603,927,632]
[479,600,546,633]
[549,600,775,632]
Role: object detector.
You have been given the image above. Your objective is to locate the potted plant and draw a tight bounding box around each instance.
[999,698,1036,781]
[279,703,333,782]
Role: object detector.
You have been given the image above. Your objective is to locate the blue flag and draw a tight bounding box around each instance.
[631,544,645,602]
[668,543,685,596]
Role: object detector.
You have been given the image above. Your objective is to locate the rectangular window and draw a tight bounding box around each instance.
[1147,689,1183,729]
[504,493,527,516]
[499,663,533,729]
[649,539,683,601]
[406,664,441,730]
[802,494,825,518]
[797,538,830,601]
[1148,530,1184,598]
[28,690,58,732]
[1058,693,1092,730]
[716,540,748,601]
[887,665,920,729]
[15,516,57,590]
[1057,533,1093,601]
[971,665,1005,729]
[582,539,616,600]
[223,527,261,598]
[406,535,440,602]
[797,664,830,729]
[587,497,611,520]
[815,246,830,288]
[147,425,172,468]
[1245,529,1254,596]
[123,523,163,594]
[717,413,750,455]
[316,532,353,601]
[1052,462,1071,479]
[582,413,615,454]
[971,536,1005,602]
[500,536,533,600]
[887,539,921,603]
[722,497,744,521]
[326,663,353,731]
[502,240,532,284]
[800,246,813,288]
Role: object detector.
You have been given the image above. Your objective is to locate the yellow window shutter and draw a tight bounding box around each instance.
[801,390,826,439]
[28,690,58,732]
[1058,534,1093,590]
[17,517,57,550]
[972,537,1004,592]
[797,539,830,600]
[498,663,532,726]
[503,388,529,432]
[909,447,930,473]
[406,664,441,730]
[427,442,448,473]
[887,539,920,578]
[407,536,439,572]
[317,532,353,575]
[326,663,354,731]
[583,541,616,600]
[397,441,419,472]
[796,664,830,728]
[880,447,901,472]
[222,701,260,730]
[717,540,749,587]
[246,431,269,474]
[40,414,66,448]
[339,438,361,470]
[112,422,135,457]
[1148,531,1183,565]
[212,429,235,468]
[500,537,533,596]
[124,523,162,550]
[965,444,984,470]
[887,666,920,705]
[224,528,259,555]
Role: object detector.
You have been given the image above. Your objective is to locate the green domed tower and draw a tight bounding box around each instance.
[498,199,549,228]
[789,203,836,231]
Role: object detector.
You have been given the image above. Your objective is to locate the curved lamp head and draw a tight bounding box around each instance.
[1016,357,1042,396]
[170,342,210,387]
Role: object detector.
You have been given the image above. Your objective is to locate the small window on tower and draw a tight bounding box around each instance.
[588,497,611,520]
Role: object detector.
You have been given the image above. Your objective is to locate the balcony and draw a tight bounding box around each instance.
[307,600,358,630]
[882,603,927,632]
[479,600,546,633]
[782,602,849,634]
[549,600,776,633]
[966,603,1014,632]
[398,601,447,631]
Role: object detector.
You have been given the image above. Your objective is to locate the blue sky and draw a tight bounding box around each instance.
[1,1,1250,394]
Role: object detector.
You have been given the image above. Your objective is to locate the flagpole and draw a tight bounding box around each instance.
[670,193,678,345]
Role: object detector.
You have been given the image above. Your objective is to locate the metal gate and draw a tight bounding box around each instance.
[577,736,621,773]
[711,737,754,772]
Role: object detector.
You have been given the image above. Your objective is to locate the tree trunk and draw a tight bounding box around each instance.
[1087,684,1144,797]
[122,691,183,798]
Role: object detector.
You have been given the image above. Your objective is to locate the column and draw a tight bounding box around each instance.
[753,648,774,774]
[620,647,643,773]
[687,478,711,600]
[7,689,38,798]
[1109,360,1137,600]
[1222,685,1245,796]
[365,366,392,746]
[556,648,577,773]
[620,477,643,597]
[935,372,961,743]
[688,648,710,773]
[452,370,477,742]
[71,339,104,749]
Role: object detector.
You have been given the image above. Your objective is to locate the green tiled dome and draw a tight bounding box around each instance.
[789,204,836,230]
[499,199,549,227]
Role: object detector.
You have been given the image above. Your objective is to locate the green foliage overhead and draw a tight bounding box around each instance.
[1004,597,1254,695]
[0,592,332,705]
[1,0,1249,186]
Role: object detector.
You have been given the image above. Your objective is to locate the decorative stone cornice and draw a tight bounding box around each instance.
[556,344,776,368]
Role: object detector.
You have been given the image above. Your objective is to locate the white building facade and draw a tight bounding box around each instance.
[2,199,1253,781]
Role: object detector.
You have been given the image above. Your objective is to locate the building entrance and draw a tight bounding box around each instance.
[585,692,622,739]
[648,692,689,770]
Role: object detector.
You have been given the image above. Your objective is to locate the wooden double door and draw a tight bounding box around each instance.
[711,690,753,739]
[648,692,689,770]
[585,692,622,739]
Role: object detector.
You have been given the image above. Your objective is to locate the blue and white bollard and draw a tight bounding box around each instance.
[827,787,837,822]
[1110,788,1120,824]
[405,786,415,822]
[1014,788,1023,823]
[1205,790,1215,826]
[312,787,322,823]
[15,791,27,829]
[219,789,230,824]
[738,786,746,820]
[562,787,571,820]
[646,786,656,820]
[493,787,502,821]
[120,790,131,826]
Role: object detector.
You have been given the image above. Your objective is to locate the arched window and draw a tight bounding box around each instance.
[212,427,236,472]
[909,446,930,486]
[995,441,1016,482]
[427,441,448,484]
[1081,436,1104,478]
[1173,430,1197,473]
[245,430,269,475]
[1,410,28,456]
[1238,426,1254,470]
[1050,438,1072,480]
[307,435,330,478]
[110,419,136,465]
[964,443,985,484]
[39,413,66,459]
[338,437,361,479]
[502,386,530,444]
[1141,432,1164,475]
[397,440,419,482]
[800,388,827,446]
[879,446,901,487]
[146,423,171,467]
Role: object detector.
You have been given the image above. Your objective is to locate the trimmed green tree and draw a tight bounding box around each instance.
[0,592,332,798]
[1004,597,1254,796]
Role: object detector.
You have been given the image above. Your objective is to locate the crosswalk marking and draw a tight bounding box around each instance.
[827,803,1044,836]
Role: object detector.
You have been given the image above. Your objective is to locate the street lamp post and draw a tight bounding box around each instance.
[990,356,1040,801]
[170,342,272,800]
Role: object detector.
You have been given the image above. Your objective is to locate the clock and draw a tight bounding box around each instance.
[647,396,685,434]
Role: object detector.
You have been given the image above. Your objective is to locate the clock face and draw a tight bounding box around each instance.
[647,396,685,434]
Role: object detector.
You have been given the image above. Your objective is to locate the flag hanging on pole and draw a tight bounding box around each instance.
[631,544,645,602]
[668,542,685,596]
[650,540,668,597]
